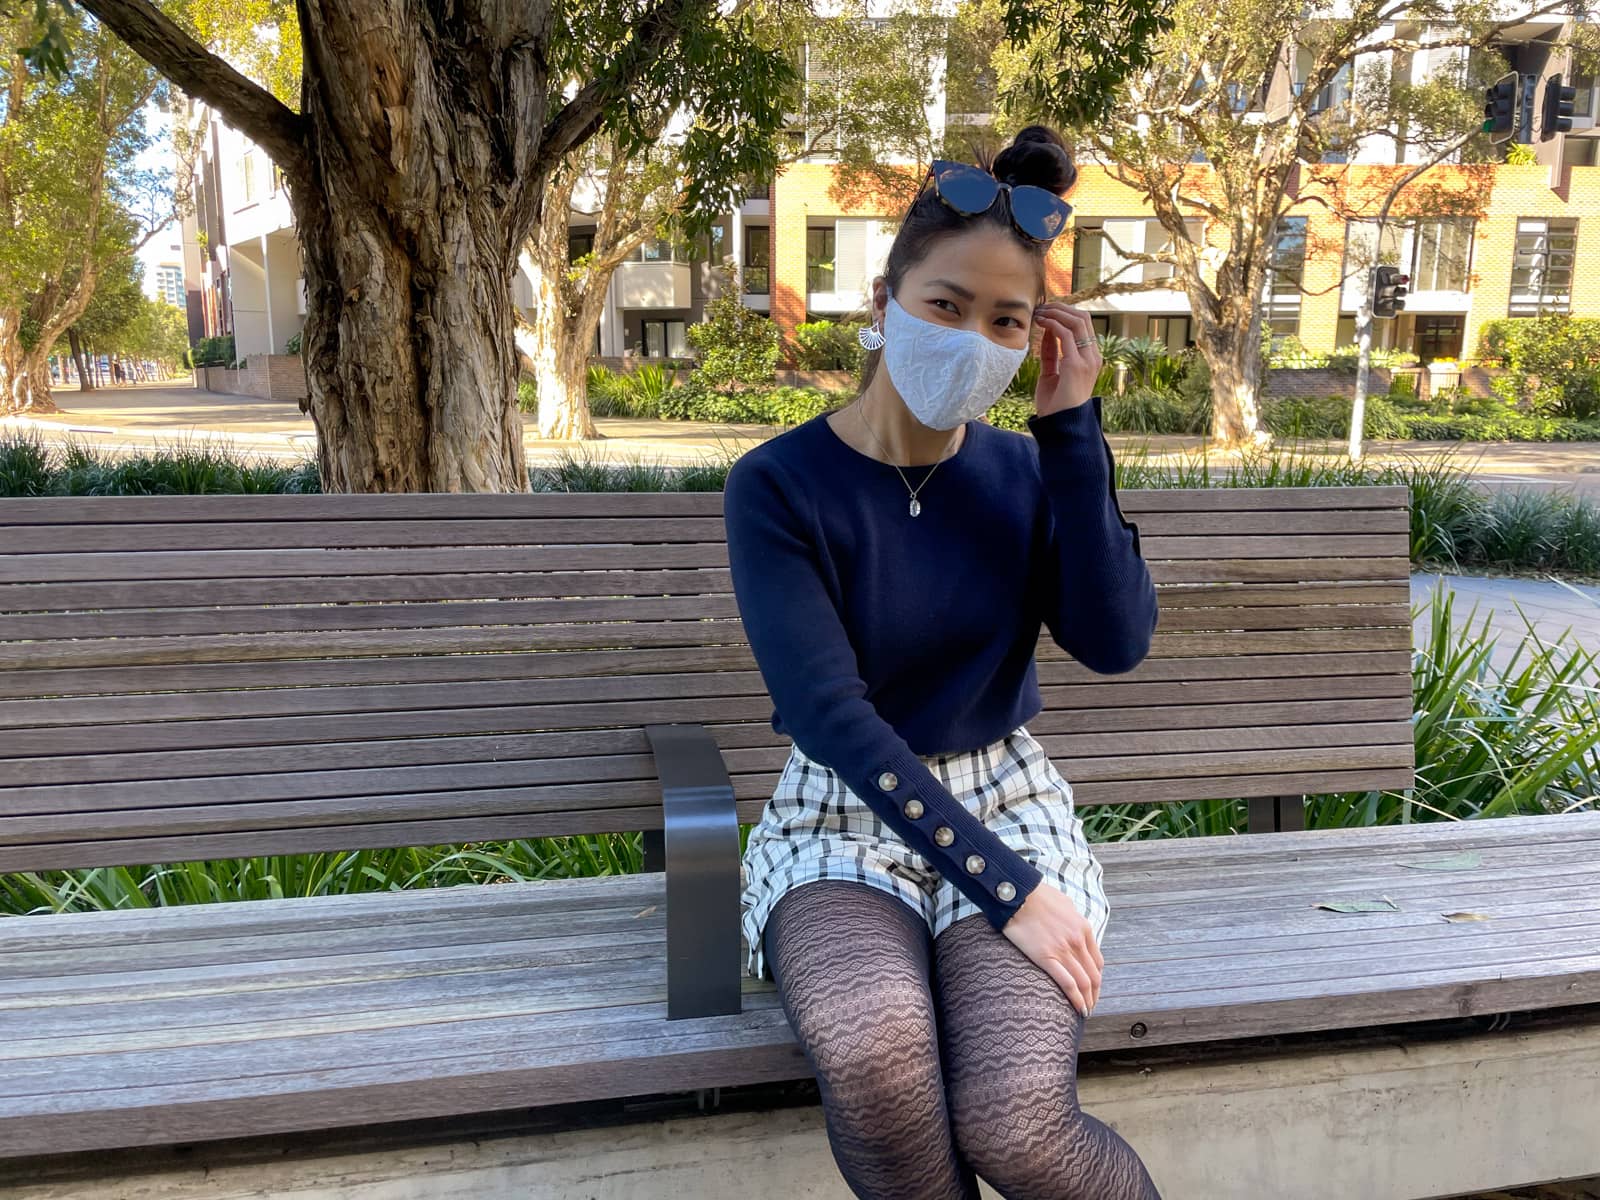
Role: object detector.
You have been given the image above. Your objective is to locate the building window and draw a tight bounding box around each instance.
[155,265,184,306]
[1269,216,1308,295]
[743,226,770,294]
[1264,216,1306,346]
[1411,219,1473,292]
[641,319,688,358]
[706,225,727,264]
[1148,316,1193,351]
[240,150,258,204]
[569,231,595,264]
[1574,74,1595,118]
[1415,316,1465,362]
[636,239,675,263]
[1072,226,1105,293]
[1510,218,1576,316]
[1561,137,1598,170]
[807,226,836,293]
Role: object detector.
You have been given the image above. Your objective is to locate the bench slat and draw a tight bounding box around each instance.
[0,508,1414,555]
[0,484,1411,526]
[0,668,1410,731]
[0,622,1414,672]
[0,595,1411,643]
[0,712,1412,813]
[0,763,1425,874]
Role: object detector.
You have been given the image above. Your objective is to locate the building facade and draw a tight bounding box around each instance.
[179,15,1600,375]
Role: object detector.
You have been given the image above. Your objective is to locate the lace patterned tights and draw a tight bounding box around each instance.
[761,878,1163,1200]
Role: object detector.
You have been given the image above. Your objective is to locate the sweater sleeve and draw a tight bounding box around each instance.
[1026,395,1160,674]
[722,452,1046,932]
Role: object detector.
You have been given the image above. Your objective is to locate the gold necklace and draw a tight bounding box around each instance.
[854,395,962,518]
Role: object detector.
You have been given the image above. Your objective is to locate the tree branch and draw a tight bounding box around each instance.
[74,0,308,180]
[534,0,711,179]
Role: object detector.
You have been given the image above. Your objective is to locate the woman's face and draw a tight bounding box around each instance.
[876,225,1041,354]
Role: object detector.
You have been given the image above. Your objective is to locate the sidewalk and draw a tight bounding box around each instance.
[1412,571,1600,678]
[8,382,1600,491]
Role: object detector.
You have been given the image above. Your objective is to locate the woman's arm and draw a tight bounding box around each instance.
[1026,396,1160,674]
[723,452,1045,932]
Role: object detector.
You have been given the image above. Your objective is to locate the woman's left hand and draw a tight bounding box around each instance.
[1031,301,1102,418]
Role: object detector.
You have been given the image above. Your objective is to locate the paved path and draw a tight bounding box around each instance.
[1412,572,1600,678]
[7,382,1600,495]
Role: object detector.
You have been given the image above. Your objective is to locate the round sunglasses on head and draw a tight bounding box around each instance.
[922,159,1072,244]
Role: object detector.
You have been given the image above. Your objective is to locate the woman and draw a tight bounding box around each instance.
[722,125,1163,1200]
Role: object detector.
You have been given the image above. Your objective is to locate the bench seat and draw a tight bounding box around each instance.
[7,810,1598,1159]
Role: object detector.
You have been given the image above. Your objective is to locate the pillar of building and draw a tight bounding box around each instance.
[227,243,270,358]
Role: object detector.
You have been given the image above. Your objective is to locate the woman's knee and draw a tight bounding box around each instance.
[798,972,943,1100]
[949,1073,1082,1170]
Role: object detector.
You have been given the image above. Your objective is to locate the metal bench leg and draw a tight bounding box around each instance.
[644,723,743,1020]
[1248,795,1307,833]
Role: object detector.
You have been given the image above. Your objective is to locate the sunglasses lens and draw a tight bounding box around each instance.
[934,162,1000,215]
[1010,186,1072,241]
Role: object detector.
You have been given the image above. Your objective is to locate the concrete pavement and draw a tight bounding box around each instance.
[1412,571,1600,678]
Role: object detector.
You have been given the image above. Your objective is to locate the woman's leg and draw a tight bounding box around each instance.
[933,912,1163,1200]
[762,878,981,1200]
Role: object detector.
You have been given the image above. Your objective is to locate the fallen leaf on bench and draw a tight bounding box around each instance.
[1313,897,1400,913]
[1396,850,1484,871]
[634,905,657,918]
[1441,911,1491,922]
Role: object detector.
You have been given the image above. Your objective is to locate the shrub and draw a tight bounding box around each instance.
[1261,394,1409,440]
[1400,413,1600,441]
[1103,386,1201,434]
[1478,315,1600,420]
[285,331,302,356]
[791,320,865,372]
[685,265,782,394]
[190,335,235,368]
[1005,355,1042,400]
[516,377,537,414]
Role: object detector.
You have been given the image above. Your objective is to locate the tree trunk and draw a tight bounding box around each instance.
[0,309,60,414]
[294,179,529,491]
[68,329,93,392]
[527,276,599,440]
[1195,310,1272,451]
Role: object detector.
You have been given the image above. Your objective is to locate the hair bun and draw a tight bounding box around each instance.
[989,124,1076,197]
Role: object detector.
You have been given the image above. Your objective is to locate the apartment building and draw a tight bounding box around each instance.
[178,10,1600,373]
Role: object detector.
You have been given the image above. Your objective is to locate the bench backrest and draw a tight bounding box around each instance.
[0,486,1414,873]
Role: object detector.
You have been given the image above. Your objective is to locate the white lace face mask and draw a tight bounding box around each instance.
[880,286,1029,431]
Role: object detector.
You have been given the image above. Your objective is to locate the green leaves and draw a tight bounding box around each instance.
[995,0,1177,127]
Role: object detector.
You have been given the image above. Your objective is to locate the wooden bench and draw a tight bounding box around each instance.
[3,485,1598,1178]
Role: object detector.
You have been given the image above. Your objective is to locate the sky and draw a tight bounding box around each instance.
[134,99,183,304]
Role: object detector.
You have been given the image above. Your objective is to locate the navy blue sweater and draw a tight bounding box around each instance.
[722,396,1159,931]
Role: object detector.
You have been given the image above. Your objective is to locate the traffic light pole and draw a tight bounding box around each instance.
[1347,129,1473,464]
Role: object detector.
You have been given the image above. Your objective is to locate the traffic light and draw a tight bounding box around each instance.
[1373,265,1410,320]
[1541,73,1577,141]
[1483,71,1518,144]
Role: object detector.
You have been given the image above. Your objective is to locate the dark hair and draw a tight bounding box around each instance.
[857,124,1077,393]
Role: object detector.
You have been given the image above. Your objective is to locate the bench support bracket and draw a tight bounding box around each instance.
[644,723,743,1020]
[1247,795,1306,834]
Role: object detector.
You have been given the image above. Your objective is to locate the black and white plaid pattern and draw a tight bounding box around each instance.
[739,723,1110,982]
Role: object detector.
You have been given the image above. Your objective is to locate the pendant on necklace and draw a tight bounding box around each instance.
[909,497,922,517]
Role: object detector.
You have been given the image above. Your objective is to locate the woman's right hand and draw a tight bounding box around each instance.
[1001,881,1104,1017]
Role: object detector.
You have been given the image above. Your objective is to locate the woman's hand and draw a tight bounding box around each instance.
[1031,301,1103,419]
[1001,880,1104,1017]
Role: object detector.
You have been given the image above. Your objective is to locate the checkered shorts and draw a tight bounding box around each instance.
[738,723,1110,982]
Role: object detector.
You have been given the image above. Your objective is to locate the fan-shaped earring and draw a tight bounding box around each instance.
[858,319,885,351]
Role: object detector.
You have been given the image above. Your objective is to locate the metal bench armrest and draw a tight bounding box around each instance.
[643,723,743,1019]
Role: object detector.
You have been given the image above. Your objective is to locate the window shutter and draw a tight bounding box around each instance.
[834,219,869,295]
